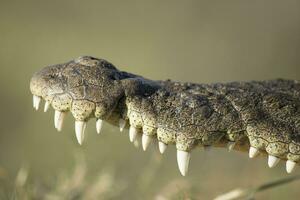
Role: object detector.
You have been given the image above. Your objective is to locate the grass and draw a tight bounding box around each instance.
[2,151,299,200]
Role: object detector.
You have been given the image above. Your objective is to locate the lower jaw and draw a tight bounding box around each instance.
[32,95,298,176]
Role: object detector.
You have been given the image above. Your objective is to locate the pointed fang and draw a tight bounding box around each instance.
[33,95,41,110]
[32,95,35,108]
[268,155,280,168]
[142,134,152,151]
[129,126,137,142]
[227,142,235,152]
[119,119,126,132]
[75,121,87,145]
[44,101,50,112]
[249,147,259,158]
[177,150,191,176]
[54,111,66,131]
[96,119,103,134]
[286,160,296,173]
[158,142,167,154]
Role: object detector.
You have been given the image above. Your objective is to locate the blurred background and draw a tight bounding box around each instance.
[0,0,300,199]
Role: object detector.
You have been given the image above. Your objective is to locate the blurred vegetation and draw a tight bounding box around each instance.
[0,0,300,199]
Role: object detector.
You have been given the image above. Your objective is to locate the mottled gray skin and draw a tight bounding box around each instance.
[30,56,300,162]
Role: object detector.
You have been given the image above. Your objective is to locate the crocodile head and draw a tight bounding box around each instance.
[30,56,300,176]
[30,56,131,142]
[30,56,160,144]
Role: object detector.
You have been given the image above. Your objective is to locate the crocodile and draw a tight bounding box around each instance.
[30,56,300,176]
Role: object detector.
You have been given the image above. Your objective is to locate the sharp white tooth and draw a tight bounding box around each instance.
[129,126,137,142]
[177,150,191,176]
[142,134,152,151]
[33,95,36,108]
[75,121,87,145]
[227,142,235,152]
[33,95,41,110]
[119,119,126,132]
[96,119,103,134]
[249,147,259,158]
[286,160,296,173]
[57,112,66,132]
[54,111,66,131]
[158,142,167,154]
[54,111,58,128]
[268,155,280,168]
[44,101,50,112]
[36,96,41,110]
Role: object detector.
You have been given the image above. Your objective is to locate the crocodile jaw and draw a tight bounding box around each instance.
[30,56,300,176]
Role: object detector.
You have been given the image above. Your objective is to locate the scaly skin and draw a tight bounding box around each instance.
[30,56,300,175]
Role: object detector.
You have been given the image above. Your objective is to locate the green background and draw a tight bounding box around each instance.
[0,0,300,199]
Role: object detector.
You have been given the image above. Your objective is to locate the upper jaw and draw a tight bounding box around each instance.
[30,77,64,112]
[30,72,44,97]
[30,63,66,102]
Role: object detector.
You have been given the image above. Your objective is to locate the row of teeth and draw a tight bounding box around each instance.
[33,95,297,176]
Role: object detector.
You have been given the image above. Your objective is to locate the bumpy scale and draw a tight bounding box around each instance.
[30,56,300,176]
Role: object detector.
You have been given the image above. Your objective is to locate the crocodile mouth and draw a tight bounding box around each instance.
[30,56,125,143]
[30,56,300,176]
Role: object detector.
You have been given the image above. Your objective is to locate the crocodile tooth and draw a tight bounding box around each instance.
[227,142,235,152]
[158,142,167,154]
[96,119,103,134]
[286,160,296,173]
[54,111,66,131]
[32,95,36,109]
[142,134,152,151]
[129,126,137,142]
[56,112,66,132]
[119,119,126,132]
[249,147,259,158]
[44,101,50,112]
[32,95,36,108]
[268,155,280,168]
[36,96,41,110]
[177,150,191,176]
[54,111,59,128]
[75,121,86,145]
[33,95,41,110]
